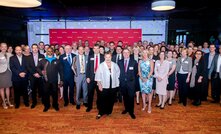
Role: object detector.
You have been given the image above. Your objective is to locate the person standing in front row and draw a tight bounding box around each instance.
[0,43,13,109]
[176,48,192,106]
[138,50,154,113]
[155,51,170,109]
[208,45,221,103]
[118,48,138,119]
[10,46,29,109]
[86,44,104,112]
[26,44,45,109]
[72,46,88,110]
[59,45,76,107]
[37,47,63,112]
[190,50,204,106]
[95,51,120,119]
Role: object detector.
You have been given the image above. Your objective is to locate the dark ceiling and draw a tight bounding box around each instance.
[0,0,220,20]
[0,0,220,31]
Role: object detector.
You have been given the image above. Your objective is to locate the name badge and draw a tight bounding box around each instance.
[184,61,188,64]
[0,57,5,60]
[39,58,42,61]
[153,60,156,62]
[129,67,134,70]
[169,61,172,64]
[196,63,198,66]
[90,58,94,60]
[54,61,57,64]
[63,57,67,60]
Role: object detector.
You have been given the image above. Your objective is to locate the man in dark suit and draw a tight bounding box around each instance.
[208,45,221,103]
[59,45,76,106]
[86,44,104,112]
[118,48,138,119]
[202,44,217,101]
[10,46,29,109]
[112,45,123,103]
[26,44,45,109]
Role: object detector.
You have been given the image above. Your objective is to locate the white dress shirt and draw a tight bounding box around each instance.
[16,55,22,65]
[95,62,120,89]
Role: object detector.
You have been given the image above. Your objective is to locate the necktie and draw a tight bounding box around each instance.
[124,59,127,72]
[68,54,72,65]
[94,55,98,73]
[80,55,84,73]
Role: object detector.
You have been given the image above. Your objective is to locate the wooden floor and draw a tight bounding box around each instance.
[0,94,221,134]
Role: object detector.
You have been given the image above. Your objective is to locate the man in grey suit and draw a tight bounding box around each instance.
[72,46,88,109]
[209,45,221,103]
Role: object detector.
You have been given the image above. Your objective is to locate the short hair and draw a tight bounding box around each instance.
[109,41,115,45]
[93,44,100,48]
[104,51,112,56]
[31,43,38,48]
[116,45,122,50]
[99,46,105,49]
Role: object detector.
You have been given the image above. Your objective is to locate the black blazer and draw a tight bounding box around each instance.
[193,58,204,82]
[112,54,123,63]
[26,53,45,78]
[203,53,218,76]
[118,58,138,91]
[86,54,104,80]
[59,53,76,80]
[9,55,29,82]
[37,58,63,83]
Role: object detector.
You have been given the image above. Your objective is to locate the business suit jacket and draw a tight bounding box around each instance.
[112,54,123,63]
[72,54,88,79]
[209,54,221,79]
[59,53,76,80]
[203,53,218,75]
[9,55,29,82]
[26,53,45,78]
[0,52,12,73]
[118,58,138,93]
[86,54,104,81]
[176,57,192,73]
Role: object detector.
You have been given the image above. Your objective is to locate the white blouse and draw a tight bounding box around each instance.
[95,61,120,89]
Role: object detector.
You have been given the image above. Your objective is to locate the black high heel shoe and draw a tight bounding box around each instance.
[96,114,102,119]
[155,104,161,107]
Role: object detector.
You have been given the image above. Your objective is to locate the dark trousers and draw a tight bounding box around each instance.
[43,82,58,108]
[63,78,74,104]
[13,80,29,107]
[202,69,210,100]
[115,87,122,102]
[87,80,100,109]
[98,88,117,115]
[30,77,44,104]
[211,72,221,102]
[121,85,135,114]
[193,82,202,103]
[177,73,188,105]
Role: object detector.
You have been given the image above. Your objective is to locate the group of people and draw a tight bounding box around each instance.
[0,40,220,120]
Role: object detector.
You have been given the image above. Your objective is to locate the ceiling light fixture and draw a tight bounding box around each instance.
[0,0,41,8]
[151,0,175,11]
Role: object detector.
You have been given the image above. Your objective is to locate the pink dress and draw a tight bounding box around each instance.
[154,60,170,95]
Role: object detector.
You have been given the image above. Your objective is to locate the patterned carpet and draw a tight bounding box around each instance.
[0,95,220,134]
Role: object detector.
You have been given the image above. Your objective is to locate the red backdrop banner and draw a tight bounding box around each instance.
[49,29,142,46]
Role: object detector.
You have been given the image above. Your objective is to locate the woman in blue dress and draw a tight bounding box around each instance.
[138,50,154,113]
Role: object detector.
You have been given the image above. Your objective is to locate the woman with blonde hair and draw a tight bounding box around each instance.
[0,43,13,109]
[138,49,154,113]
